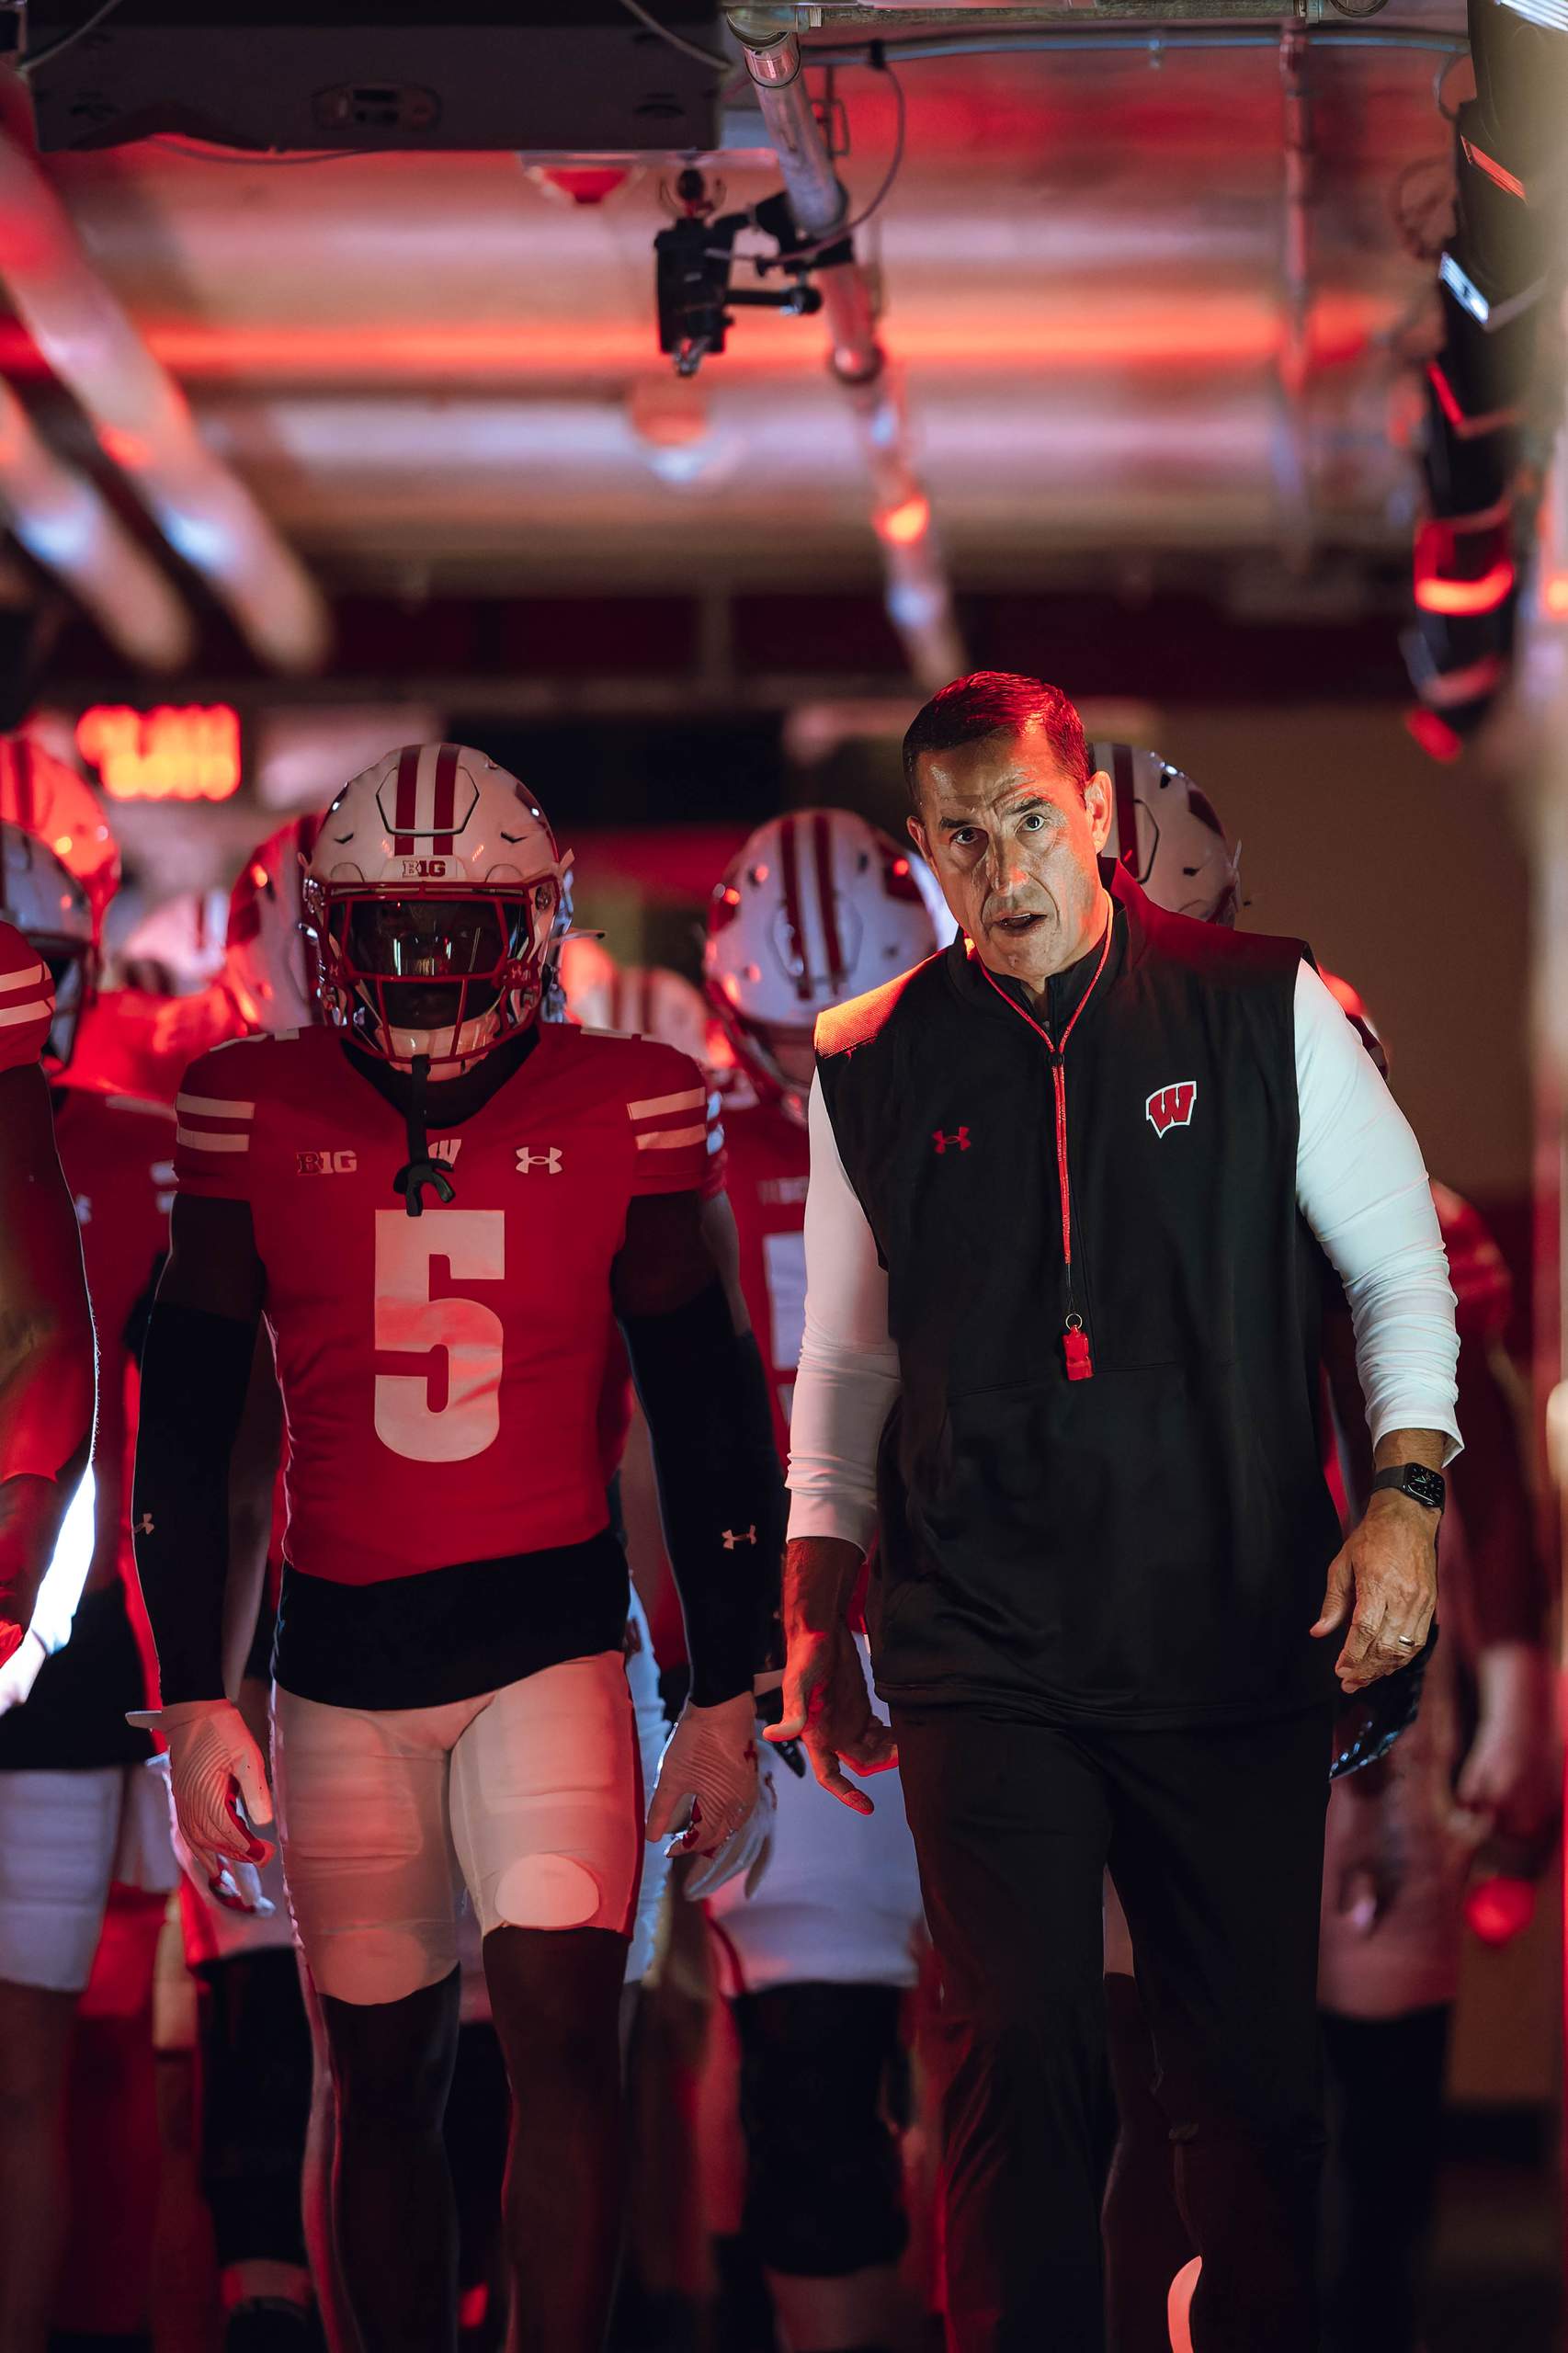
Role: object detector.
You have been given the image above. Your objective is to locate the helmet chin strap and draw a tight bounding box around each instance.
[392,1054,457,1218]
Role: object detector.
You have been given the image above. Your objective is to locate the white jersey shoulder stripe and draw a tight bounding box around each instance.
[0,994,50,1029]
[176,1126,250,1153]
[627,1086,705,1121]
[636,1123,706,1151]
[0,959,46,994]
[176,1092,256,1119]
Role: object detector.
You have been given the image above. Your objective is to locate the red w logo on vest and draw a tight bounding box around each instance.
[1145,1081,1198,1137]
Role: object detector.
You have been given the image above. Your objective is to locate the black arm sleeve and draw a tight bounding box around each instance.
[131,1301,258,1705]
[619,1281,786,1707]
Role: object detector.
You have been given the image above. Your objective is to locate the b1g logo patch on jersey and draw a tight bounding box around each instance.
[401,857,449,879]
[1145,1082,1198,1138]
[298,1148,358,1175]
[516,1145,562,1176]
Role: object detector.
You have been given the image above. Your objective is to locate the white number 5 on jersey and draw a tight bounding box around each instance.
[373,1209,505,1461]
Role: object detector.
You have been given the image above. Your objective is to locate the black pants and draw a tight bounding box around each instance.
[732,1981,910,2279]
[892,1702,1332,2353]
[1320,2005,1450,2353]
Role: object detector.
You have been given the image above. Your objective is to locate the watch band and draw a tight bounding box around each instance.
[1370,1462,1446,1513]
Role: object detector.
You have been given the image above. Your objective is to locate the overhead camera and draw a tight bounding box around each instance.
[653,170,831,378]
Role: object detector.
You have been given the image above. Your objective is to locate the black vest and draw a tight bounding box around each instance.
[815,862,1342,1728]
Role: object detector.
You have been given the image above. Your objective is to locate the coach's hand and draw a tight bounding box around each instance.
[1312,1483,1438,1695]
[768,1615,897,1814]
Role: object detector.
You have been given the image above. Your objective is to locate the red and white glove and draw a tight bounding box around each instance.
[647,1691,760,1864]
[128,1697,274,1896]
[685,1756,778,1902]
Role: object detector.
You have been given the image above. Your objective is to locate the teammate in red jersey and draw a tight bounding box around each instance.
[131,745,782,2353]
[695,809,936,2353]
[0,832,171,2353]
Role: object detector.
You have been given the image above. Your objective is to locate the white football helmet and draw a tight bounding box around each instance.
[225,813,324,1035]
[705,808,940,1116]
[0,734,119,937]
[0,821,95,1070]
[119,888,231,996]
[574,958,716,1062]
[1090,743,1241,926]
[303,743,570,1070]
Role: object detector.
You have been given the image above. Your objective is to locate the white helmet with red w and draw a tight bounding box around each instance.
[302,743,570,1070]
[1090,743,1241,926]
[705,808,940,1113]
[225,813,324,1035]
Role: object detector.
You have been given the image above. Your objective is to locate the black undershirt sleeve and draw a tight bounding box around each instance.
[619,1282,785,1707]
[131,1301,259,1705]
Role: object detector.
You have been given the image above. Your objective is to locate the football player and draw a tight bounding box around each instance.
[694,808,936,2353]
[0,826,170,2353]
[132,745,782,2353]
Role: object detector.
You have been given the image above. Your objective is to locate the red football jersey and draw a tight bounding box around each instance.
[53,1086,176,1607]
[174,1022,723,1586]
[0,915,53,1071]
[711,1065,810,1464]
[73,983,241,1106]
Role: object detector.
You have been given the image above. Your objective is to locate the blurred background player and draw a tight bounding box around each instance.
[685,809,936,2353]
[559,942,724,1071]
[131,746,782,2353]
[0,820,174,2353]
[1313,974,1556,2353]
[1090,766,1557,2353]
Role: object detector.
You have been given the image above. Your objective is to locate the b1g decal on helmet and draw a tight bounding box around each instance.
[1146,1081,1197,1136]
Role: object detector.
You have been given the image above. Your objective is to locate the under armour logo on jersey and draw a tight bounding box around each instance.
[722,1526,757,1550]
[516,1146,563,1175]
[932,1127,971,1155]
[1146,1081,1198,1137]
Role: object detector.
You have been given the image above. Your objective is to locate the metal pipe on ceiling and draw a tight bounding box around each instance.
[0,127,329,674]
[727,10,966,692]
[0,375,194,669]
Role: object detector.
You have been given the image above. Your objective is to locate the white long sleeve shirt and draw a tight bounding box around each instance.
[787,960,1460,1553]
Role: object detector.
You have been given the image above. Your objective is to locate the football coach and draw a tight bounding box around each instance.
[771,673,1460,2351]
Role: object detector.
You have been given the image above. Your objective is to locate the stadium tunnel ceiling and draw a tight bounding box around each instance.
[0,1,1476,630]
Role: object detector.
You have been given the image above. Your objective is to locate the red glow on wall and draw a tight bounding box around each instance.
[1465,1874,1536,1947]
[75,705,242,802]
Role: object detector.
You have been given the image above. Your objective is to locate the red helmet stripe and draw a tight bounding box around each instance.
[778,815,812,1002]
[812,809,845,991]
[392,745,418,857]
[432,743,458,858]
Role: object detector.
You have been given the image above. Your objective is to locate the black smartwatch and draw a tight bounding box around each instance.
[1369,1463,1446,1514]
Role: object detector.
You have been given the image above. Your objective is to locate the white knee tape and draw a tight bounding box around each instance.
[493,1853,605,1932]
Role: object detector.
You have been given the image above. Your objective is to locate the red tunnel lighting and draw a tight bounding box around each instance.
[1404,708,1465,763]
[1415,561,1516,614]
[1414,514,1516,617]
[877,494,931,547]
[1545,574,1568,619]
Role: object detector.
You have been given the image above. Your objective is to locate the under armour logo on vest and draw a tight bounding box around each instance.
[722,1526,756,1550]
[933,1127,971,1155]
[1146,1082,1198,1137]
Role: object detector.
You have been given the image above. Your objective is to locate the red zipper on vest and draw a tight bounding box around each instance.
[976,907,1113,1381]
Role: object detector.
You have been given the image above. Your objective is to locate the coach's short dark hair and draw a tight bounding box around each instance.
[903,672,1092,807]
